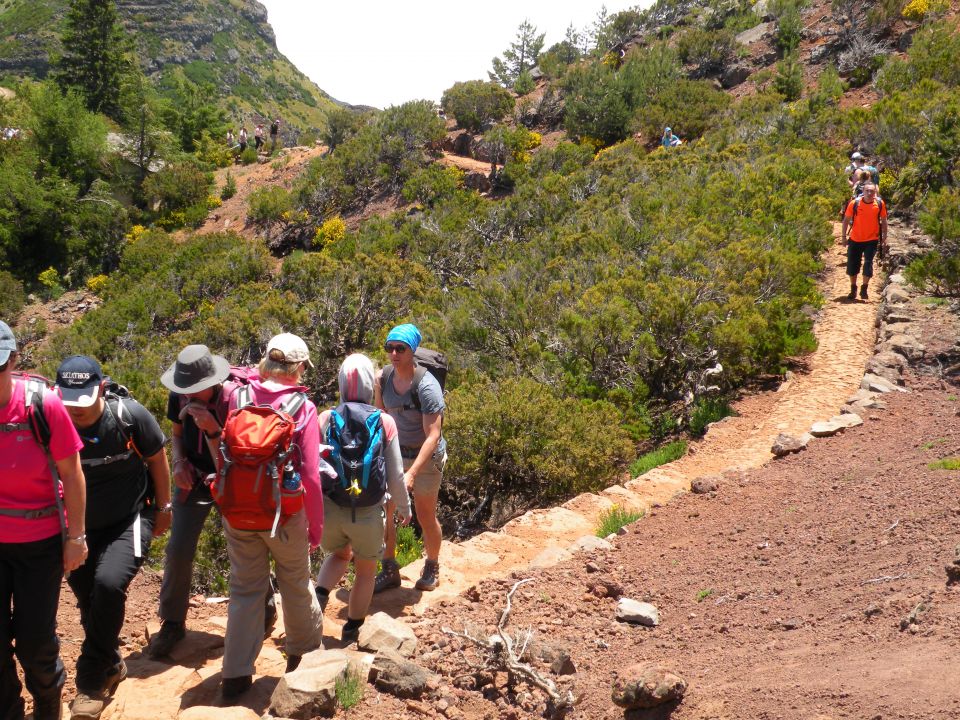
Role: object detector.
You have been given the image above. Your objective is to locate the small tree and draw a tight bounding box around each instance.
[490,19,545,88]
[55,0,130,120]
[775,1,803,55]
[441,80,515,133]
[774,52,804,100]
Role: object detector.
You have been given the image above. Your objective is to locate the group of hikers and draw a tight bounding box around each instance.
[225,117,281,157]
[0,321,446,718]
[841,151,888,301]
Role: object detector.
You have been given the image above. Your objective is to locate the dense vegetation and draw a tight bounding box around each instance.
[2,0,958,585]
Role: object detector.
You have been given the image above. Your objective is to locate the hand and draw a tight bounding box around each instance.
[180,402,220,435]
[403,471,415,492]
[153,510,172,537]
[173,462,195,491]
[63,538,88,573]
[398,508,413,526]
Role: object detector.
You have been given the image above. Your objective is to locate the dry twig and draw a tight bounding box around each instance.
[862,573,909,584]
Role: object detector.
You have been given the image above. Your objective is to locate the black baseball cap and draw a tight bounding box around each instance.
[56,355,104,407]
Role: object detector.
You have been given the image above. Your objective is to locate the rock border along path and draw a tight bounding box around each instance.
[101,223,890,718]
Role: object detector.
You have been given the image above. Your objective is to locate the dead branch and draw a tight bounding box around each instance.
[442,578,576,717]
[862,573,909,584]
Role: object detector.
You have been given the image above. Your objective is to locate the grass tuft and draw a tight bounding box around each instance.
[595,505,644,538]
[929,457,960,470]
[630,440,688,477]
[335,666,365,710]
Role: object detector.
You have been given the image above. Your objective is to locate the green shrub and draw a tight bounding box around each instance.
[904,187,960,296]
[442,80,515,133]
[0,271,26,319]
[402,165,463,206]
[248,186,293,226]
[630,440,688,477]
[773,52,804,100]
[321,107,370,151]
[240,146,258,165]
[220,171,237,200]
[442,377,634,526]
[193,511,229,595]
[142,161,211,214]
[689,398,735,436]
[513,69,535,96]
[929,458,960,470]
[298,129,318,147]
[775,1,803,54]
[395,525,424,568]
[634,79,732,142]
[675,27,735,76]
[595,505,644,537]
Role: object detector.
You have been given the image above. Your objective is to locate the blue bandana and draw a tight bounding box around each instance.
[386,323,421,353]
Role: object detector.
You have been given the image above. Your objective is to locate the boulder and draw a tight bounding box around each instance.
[810,414,863,437]
[882,322,917,339]
[567,535,613,554]
[270,649,373,719]
[869,351,908,371]
[881,334,925,362]
[611,663,687,709]
[864,363,901,385]
[616,598,660,627]
[721,63,752,88]
[809,44,832,63]
[862,373,910,394]
[180,709,259,720]
[690,474,721,493]
[735,21,774,46]
[884,284,911,304]
[370,648,432,699]
[771,433,811,457]
[462,172,491,193]
[357,612,418,658]
[529,547,573,569]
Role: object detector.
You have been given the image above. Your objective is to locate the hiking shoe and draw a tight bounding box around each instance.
[860,285,869,300]
[373,559,401,594]
[264,599,277,638]
[104,660,127,695]
[147,621,185,659]
[340,625,360,645]
[316,586,329,613]
[69,691,106,720]
[285,655,302,673]
[847,286,857,300]
[415,559,440,592]
[221,675,252,704]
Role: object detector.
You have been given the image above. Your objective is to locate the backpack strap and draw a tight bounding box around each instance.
[104,395,143,459]
[361,410,383,491]
[235,385,253,410]
[279,392,306,419]
[21,381,66,539]
[410,367,427,413]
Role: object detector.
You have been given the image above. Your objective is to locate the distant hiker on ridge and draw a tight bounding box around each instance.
[238,126,248,154]
[270,118,280,151]
[842,181,888,301]
[254,124,264,152]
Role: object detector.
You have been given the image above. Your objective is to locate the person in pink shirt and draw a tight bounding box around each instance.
[0,320,86,720]
[218,333,322,704]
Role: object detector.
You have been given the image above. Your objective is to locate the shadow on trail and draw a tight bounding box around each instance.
[178,671,279,713]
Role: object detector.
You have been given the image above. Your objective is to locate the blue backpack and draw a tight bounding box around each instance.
[324,402,387,517]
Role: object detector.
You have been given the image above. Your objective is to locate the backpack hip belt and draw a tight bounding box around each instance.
[81,448,137,467]
[0,504,59,519]
[399,445,421,460]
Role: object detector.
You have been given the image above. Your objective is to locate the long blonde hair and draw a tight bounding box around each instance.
[258,348,304,382]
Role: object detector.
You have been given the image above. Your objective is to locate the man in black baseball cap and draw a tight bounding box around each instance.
[55,356,171,720]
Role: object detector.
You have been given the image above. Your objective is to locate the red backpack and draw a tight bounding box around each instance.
[212,386,307,536]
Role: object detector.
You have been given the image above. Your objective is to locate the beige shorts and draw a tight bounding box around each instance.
[405,452,446,497]
[319,502,386,561]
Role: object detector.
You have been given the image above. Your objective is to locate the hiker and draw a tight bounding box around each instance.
[226,129,235,148]
[842,182,888,301]
[315,354,411,643]
[0,321,86,720]
[373,324,446,594]
[217,333,323,702]
[661,127,681,148]
[238,127,248,154]
[254,124,264,152]
[149,346,242,657]
[846,152,879,187]
[55,356,171,720]
[269,118,280,151]
[851,169,870,199]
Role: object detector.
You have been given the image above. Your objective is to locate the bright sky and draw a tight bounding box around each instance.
[261,1,651,109]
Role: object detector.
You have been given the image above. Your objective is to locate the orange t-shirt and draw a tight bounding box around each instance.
[845,198,887,242]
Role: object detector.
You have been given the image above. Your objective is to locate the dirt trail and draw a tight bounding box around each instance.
[438,151,498,175]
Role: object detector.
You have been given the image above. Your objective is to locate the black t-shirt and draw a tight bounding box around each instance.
[165,388,226,476]
[78,398,166,530]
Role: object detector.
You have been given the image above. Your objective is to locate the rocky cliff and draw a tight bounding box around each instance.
[0,0,343,131]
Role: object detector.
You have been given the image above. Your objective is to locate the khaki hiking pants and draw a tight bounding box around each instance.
[221,509,322,678]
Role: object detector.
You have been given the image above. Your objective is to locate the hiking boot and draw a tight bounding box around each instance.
[104,660,127,695]
[264,599,277,638]
[285,655,302,673]
[860,284,869,300]
[340,624,360,645]
[69,691,106,720]
[221,675,252,704]
[315,586,329,613]
[373,559,401,594]
[415,559,440,591]
[31,694,63,720]
[847,285,857,300]
[147,620,185,659]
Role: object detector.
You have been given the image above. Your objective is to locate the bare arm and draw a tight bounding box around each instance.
[841,216,850,244]
[145,449,172,536]
[57,452,87,572]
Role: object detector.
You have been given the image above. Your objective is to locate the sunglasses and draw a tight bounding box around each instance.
[384,344,409,354]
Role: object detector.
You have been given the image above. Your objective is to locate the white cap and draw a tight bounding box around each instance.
[266,333,314,368]
[851,152,863,160]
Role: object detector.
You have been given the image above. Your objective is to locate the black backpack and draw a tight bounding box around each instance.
[270,121,279,135]
[379,347,448,412]
[324,402,387,518]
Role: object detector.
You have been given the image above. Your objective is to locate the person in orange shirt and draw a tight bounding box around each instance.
[841,182,887,301]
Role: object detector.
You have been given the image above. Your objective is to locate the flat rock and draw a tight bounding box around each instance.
[611,663,687,709]
[371,648,432,699]
[862,373,909,394]
[771,433,811,456]
[690,474,721,493]
[529,547,573,569]
[568,535,614,554]
[882,334,925,361]
[270,649,373,719]
[869,351,908,371]
[810,414,862,437]
[357,612,418,658]
[886,312,915,324]
[616,598,660,627]
[882,322,917,338]
[884,284,911,304]
[180,709,260,720]
[735,21,774,45]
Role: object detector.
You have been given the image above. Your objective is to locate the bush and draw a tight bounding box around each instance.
[773,53,804,100]
[395,525,423,568]
[313,215,346,248]
[321,107,370,151]
[838,36,889,87]
[248,186,293,226]
[85,274,108,295]
[239,146,258,165]
[442,80,515,133]
[629,440,688,477]
[442,377,634,527]
[402,165,463,206]
[513,69,535,96]
[634,79,732,141]
[775,1,803,55]
[220,171,237,200]
[689,398,735,436]
[904,187,960,296]
[675,28,735,77]
[142,161,212,214]
[595,505,643,538]
[0,271,26,319]
[335,666,364,710]
[38,266,65,300]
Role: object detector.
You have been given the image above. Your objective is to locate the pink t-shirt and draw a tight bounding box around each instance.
[0,378,83,543]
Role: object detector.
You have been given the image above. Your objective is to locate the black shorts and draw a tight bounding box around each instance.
[846,240,879,278]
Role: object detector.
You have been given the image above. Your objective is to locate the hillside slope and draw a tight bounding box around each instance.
[0,0,343,131]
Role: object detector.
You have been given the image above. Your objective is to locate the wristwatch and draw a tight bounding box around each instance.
[66,533,86,544]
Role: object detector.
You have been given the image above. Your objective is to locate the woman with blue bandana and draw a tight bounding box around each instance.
[373,323,446,593]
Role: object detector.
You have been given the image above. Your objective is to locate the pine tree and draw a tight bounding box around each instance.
[55,0,129,119]
[490,19,545,88]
